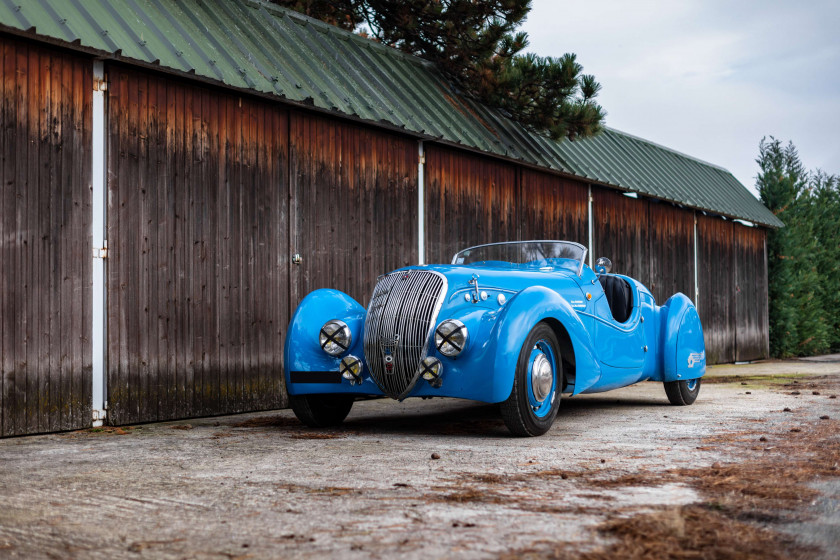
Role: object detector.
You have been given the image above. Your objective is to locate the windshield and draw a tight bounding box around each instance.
[452,241,588,274]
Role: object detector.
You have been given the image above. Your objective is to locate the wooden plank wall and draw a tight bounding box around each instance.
[424,145,518,264]
[647,200,695,306]
[107,66,288,425]
[0,36,92,436]
[519,168,588,245]
[289,112,418,308]
[734,223,769,361]
[697,214,736,364]
[591,188,651,284]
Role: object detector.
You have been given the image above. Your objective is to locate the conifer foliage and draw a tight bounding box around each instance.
[269,0,605,141]
[757,138,840,356]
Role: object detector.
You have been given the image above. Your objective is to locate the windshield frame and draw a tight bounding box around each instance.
[451,240,588,276]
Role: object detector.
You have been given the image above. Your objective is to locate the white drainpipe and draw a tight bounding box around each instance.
[418,140,425,265]
[694,212,700,309]
[587,185,594,268]
[91,61,108,426]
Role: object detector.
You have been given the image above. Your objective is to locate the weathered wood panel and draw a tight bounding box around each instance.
[592,188,651,285]
[734,224,769,361]
[519,169,588,245]
[289,112,418,307]
[425,145,518,264]
[698,214,736,364]
[0,36,92,436]
[107,66,288,425]
[647,201,695,305]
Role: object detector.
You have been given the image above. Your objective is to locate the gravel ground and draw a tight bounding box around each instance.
[0,360,838,559]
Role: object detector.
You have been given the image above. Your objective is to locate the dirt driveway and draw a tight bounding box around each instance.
[1,360,838,559]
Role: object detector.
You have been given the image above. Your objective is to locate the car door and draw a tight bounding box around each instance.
[591,279,646,368]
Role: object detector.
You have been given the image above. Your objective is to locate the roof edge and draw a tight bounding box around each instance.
[604,126,731,173]
[243,0,435,69]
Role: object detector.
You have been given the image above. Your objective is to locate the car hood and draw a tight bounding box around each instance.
[389,263,583,296]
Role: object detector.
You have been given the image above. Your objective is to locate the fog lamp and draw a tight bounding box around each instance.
[340,355,363,385]
[418,357,443,388]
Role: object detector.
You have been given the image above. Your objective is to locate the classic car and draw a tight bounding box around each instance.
[284,240,705,436]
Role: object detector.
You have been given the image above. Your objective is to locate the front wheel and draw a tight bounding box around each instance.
[500,322,562,437]
[290,394,354,427]
[664,378,701,406]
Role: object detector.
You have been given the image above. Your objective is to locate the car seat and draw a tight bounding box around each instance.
[598,275,633,323]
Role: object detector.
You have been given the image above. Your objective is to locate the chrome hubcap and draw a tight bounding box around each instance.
[531,352,553,403]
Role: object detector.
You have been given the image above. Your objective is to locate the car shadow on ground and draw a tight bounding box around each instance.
[322,393,672,439]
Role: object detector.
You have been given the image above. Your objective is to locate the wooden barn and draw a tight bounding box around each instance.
[0,0,782,437]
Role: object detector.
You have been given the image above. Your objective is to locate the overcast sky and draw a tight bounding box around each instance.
[521,0,839,195]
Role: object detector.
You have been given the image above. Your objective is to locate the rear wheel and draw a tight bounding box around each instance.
[500,322,562,437]
[290,394,354,427]
[664,378,701,405]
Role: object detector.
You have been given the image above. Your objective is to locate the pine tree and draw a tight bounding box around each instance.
[270,0,360,30]
[809,171,840,350]
[757,138,831,357]
[269,0,605,141]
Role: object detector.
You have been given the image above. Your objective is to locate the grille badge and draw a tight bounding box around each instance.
[381,334,399,374]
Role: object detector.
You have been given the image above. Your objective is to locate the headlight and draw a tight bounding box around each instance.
[319,319,351,356]
[340,355,363,385]
[435,319,468,357]
[418,357,443,387]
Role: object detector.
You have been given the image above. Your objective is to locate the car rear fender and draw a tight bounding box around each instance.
[660,293,706,382]
[490,286,601,401]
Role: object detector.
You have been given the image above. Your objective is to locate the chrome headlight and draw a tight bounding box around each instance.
[319,319,351,356]
[340,355,363,385]
[418,357,443,387]
[434,319,468,357]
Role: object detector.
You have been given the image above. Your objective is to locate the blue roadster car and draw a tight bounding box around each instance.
[284,240,705,436]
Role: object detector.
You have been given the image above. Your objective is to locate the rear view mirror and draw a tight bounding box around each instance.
[595,257,612,275]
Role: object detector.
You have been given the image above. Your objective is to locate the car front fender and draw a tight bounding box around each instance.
[284,289,381,396]
[488,286,601,401]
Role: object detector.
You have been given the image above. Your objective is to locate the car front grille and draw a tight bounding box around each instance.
[363,270,446,399]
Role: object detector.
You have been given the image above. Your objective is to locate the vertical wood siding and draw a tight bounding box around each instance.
[289,112,418,307]
[424,145,518,264]
[734,223,769,361]
[698,214,736,363]
[592,188,651,284]
[107,66,289,425]
[0,36,92,436]
[519,169,588,245]
[647,201,695,306]
[593,191,696,308]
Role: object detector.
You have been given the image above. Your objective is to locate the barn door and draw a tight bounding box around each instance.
[106,65,290,425]
[0,36,93,437]
[288,112,418,311]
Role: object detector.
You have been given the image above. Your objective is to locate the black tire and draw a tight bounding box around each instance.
[500,322,562,437]
[664,378,701,406]
[289,394,354,428]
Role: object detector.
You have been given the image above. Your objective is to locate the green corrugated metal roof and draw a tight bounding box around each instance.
[0,0,783,228]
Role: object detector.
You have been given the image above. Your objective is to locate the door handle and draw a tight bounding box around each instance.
[292,253,302,265]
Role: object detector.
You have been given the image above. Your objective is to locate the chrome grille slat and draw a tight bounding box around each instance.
[363,270,446,399]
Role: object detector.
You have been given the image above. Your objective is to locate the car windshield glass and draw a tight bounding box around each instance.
[452,241,587,273]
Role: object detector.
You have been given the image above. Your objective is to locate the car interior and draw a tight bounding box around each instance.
[599,275,633,323]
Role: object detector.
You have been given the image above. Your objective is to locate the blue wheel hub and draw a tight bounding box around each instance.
[686,378,698,391]
[526,340,557,418]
